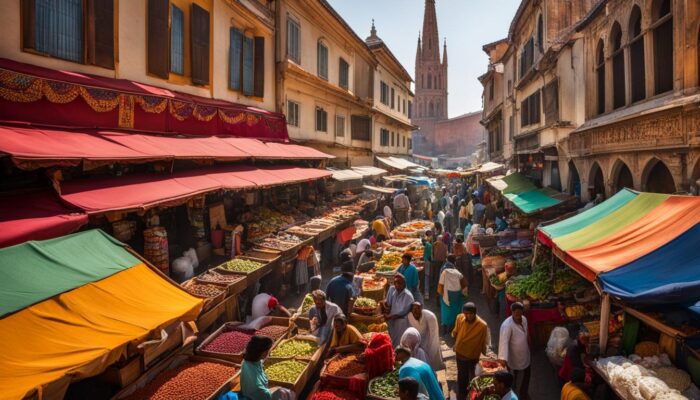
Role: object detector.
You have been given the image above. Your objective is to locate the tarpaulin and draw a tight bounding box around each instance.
[98,132,248,160]
[0,191,87,248]
[329,169,364,182]
[59,165,331,214]
[487,172,564,214]
[0,264,202,400]
[0,230,137,317]
[376,156,425,171]
[351,166,387,178]
[265,142,334,159]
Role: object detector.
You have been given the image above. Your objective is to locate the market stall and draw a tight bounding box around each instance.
[0,230,203,399]
[486,172,575,217]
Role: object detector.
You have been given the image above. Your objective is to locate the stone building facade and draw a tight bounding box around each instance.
[567,0,700,200]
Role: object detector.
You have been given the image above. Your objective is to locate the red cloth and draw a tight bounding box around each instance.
[504,297,565,338]
[267,296,279,309]
[364,333,395,379]
[0,190,87,248]
[336,226,357,243]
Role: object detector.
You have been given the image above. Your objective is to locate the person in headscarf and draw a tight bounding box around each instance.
[438,255,468,332]
[442,231,452,253]
[397,253,423,305]
[372,216,390,239]
[363,332,395,379]
[240,336,295,400]
[408,302,444,371]
[308,290,342,344]
[396,347,445,400]
[382,273,415,347]
[400,327,428,364]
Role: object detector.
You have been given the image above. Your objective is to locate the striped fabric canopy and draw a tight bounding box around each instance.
[537,190,700,304]
[487,172,563,214]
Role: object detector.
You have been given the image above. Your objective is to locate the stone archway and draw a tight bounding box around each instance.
[690,157,700,193]
[589,162,605,200]
[642,158,676,193]
[567,160,581,199]
[612,159,634,193]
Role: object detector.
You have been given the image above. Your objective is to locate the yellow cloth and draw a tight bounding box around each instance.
[459,206,468,219]
[561,382,591,400]
[330,324,364,348]
[372,219,389,238]
[0,263,202,400]
[452,314,488,360]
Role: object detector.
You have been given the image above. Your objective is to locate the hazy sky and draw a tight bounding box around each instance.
[327,0,521,118]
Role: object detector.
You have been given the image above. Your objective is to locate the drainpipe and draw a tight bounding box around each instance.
[274,0,283,116]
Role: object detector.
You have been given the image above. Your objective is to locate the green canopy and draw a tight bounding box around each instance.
[488,172,564,215]
[0,229,139,317]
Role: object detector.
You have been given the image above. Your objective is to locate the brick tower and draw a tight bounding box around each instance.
[413,0,448,156]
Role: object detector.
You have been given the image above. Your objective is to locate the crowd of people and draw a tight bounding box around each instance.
[235,181,589,400]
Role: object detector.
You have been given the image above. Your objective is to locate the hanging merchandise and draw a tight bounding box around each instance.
[112,220,136,242]
[188,199,206,240]
[144,226,169,274]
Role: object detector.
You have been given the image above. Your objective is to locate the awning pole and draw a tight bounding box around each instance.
[599,293,610,354]
[531,240,539,268]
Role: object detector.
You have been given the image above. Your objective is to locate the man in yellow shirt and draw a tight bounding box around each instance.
[329,314,366,355]
[452,302,491,400]
[561,368,591,400]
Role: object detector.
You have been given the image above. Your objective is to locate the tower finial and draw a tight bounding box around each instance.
[371,19,376,36]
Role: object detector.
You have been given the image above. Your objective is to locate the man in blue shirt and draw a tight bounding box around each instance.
[397,253,422,305]
[326,261,355,316]
[395,347,445,400]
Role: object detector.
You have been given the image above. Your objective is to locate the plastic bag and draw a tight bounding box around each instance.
[240,316,272,331]
[546,327,571,367]
[184,248,199,268]
[171,257,194,282]
[638,376,670,400]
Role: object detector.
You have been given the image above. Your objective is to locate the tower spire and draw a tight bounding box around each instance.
[442,37,448,65]
[421,0,440,61]
[416,32,422,65]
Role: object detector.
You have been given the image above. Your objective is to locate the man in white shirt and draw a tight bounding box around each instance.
[498,302,530,400]
[250,292,291,320]
[393,190,411,224]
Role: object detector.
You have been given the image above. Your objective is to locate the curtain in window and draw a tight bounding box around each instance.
[170,5,184,75]
[36,0,83,62]
[242,36,254,95]
[287,19,299,62]
[229,28,243,90]
[317,43,328,79]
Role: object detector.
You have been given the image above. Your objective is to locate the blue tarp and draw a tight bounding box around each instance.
[599,224,700,304]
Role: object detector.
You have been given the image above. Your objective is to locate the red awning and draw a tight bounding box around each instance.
[0,125,153,167]
[0,191,88,248]
[59,166,331,214]
[218,138,289,159]
[98,132,248,160]
[264,143,335,159]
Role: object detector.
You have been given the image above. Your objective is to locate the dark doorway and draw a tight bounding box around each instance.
[590,162,605,200]
[645,160,676,193]
[568,160,581,199]
[614,162,634,193]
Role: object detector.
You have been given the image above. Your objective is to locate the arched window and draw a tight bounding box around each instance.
[427,73,432,89]
[429,102,434,117]
[652,0,673,94]
[317,39,328,80]
[421,74,425,89]
[434,75,437,89]
[537,14,544,51]
[629,6,646,102]
[611,22,625,109]
[596,40,606,115]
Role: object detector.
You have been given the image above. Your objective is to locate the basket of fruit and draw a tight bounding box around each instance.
[320,353,368,392]
[367,369,399,400]
[216,256,277,283]
[361,275,388,301]
[353,297,380,316]
[181,279,227,312]
[269,336,320,360]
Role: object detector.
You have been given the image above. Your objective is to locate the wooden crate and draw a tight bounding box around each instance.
[265,358,312,394]
[269,336,319,360]
[196,318,292,363]
[196,269,248,297]
[319,353,368,394]
[181,279,227,313]
[99,356,141,388]
[141,321,190,368]
[113,354,239,400]
[218,255,280,284]
[196,298,228,332]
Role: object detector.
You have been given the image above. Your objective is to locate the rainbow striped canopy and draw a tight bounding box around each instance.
[537,189,700,304]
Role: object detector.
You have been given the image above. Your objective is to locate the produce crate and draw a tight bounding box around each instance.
[254,234,312,260]
[269,335,320,360]
[350,313,385,331]
[195,318,291,363]
[265,358,312,394]
[113,354,240,400]
[352,302,381,316]
[99,356,141,388]
[319,353,368,395]
[140,320,192,368]
[195,269,247,297]
[181,279,227,313]
[196,298,228,332]
[218,255,279,284]
[366,369,399,400]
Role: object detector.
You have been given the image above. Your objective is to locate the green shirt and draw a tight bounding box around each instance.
[423,241,432,262]
[240,360,271,400]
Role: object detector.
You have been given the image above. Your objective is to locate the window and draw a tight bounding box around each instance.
[408,138,412,150]
[537,14,544,51]
[429,102,434,117]
[427,73,432,89]
[408,101,413,118]
[229,30,263,96]
[287,18,300,63]
[391,131,395,147]
[611,23,625,109]
[596,40,606,115]
[520,90,541,127]
[489,80,494,101]
[519,38,535,79]
[509,115,514,140]
[629,6,646,103]
[286,100,299,127]
[391,88,395,109]
[653,0,673,94]
[380,128,389,146]
[380,82,390,105]
[22,0,115,68]
[317,41,328,80]
[145,1,209,83]
[315,107,327,132]
[403,136,406,148]
[335,115,345,137]
[351,115,371,141]
[544,80,559,124]
[403,99,407,115]
[339,58,349,89]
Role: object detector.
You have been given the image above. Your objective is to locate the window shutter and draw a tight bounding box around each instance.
[229,28,243,90]
[242,36,254,95]
[544,80,559,125]
[21,0,36,50]
[87,0,114,69]
[190,4,210,85]
[254,36,265,97]
[148,0,169,78]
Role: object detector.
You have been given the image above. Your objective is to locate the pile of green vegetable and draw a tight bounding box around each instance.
[353,322,369,334]
[469,375,494,393]
[368,369,399,399]
[300,294,314,314]
[354,297,377,308]
[269,338,316,358]
[488,273,504,286]
[506,268,552,301]
[265,359,307,384]
[221,259,263,273]
[553,268,587,294]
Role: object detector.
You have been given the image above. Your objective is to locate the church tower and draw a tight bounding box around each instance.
[413,0,448,155]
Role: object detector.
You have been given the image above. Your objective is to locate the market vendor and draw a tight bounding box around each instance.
[399,377,428,400]
[395,347,445,400]
[326,261,355,316]
[250,293,291,320]
[400,327,428,364]
[438,255,467,332]
[382,273,415,347]
[558,330,591,383]
[408,302,444,371]
[397,253,423,305]
[329,314,366,355]
[308,289,342,344]
[384,205,394,229]
[372,216,390,240]
[357,249,381,273]
[452,302,491,400]
[394,189,411,224]
[560,368,591,400]
[240,335,294,400]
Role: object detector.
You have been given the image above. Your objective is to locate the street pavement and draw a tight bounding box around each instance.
[280,263,561,400]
